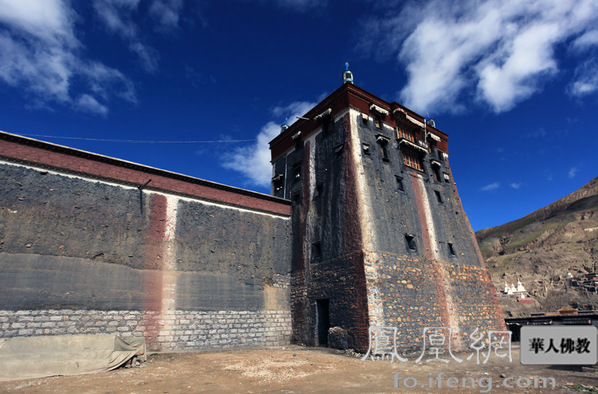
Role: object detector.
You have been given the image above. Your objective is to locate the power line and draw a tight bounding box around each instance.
[21,133,256,144]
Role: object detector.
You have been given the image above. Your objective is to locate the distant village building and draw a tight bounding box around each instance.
[567,272,598,292]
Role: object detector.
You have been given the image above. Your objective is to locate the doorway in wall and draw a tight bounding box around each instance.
[316,299,330,346]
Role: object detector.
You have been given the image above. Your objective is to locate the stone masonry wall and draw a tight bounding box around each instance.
[364,252,505,352]
[0,310,291,350]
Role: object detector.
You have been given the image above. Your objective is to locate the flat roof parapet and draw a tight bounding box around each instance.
[0,130,291,217]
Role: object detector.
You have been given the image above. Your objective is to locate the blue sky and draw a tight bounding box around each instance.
[0,0,597,231]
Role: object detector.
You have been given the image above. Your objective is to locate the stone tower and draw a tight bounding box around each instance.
[269,77,505,352]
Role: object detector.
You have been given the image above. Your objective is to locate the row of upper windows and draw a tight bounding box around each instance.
[273,145,449,196]
[309,234,457,263]
[401,234,458,256]
[364,139,449,182]
[364,111,446,160]
[365,111,431,142]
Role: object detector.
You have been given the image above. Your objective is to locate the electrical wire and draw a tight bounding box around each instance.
[20,133,256,144]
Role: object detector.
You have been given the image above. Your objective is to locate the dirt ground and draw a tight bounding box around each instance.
[1,344,597,393]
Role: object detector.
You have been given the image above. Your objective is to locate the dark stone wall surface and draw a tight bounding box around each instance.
[0,253,148,310]
[174,199,292,311]
[0,162,292,313]
[279,114,372,351]
[354,117,482,267]
[175,200,290,276]
[354,114,506,350]
[0,163,151,270]
[291,251,369,351]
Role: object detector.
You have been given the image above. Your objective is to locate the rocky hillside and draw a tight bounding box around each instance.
[476,177,598,317]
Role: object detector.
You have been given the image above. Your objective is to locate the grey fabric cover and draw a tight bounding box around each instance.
[0,334,146,381]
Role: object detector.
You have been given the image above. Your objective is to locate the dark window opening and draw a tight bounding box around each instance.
[322,118,332,133]
[311,241,322,262]
[292,191,302,205]
[314,182,323,200]
[292,132,302,151]
[316,299,330,346]
[272,174,284,193]
[380,144,389,161]
[434,190,443,203]
[405,233,417,252]
[396,176,405,192]
[377,137,390,162]
[334,144,344,157]
[374,117,382,129]
[437,150,444,162]
[444,173,450,183]
[293,163,302,182]
[448,243,456,256]
[432,165,441,182]
[363,143,370,155]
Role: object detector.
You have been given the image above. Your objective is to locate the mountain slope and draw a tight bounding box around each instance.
[475,176,598,317]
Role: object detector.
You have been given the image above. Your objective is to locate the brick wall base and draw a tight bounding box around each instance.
[0,309,292,351]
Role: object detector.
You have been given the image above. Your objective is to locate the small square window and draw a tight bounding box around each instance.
[314,182,323,200]
[377,136,390,162]
[405,233,417,252]
[334,144,344,157]
[374,118,382,129]
[432,165,441,182]
[448,242,456,256]
[395,176,405,192]
[322,118,332,133]
[292,132,302,150]
[272,174,284,193]
[293,163,302,182]
[312,241,322,262]
[434,190,443,203]
[443,173,450,183]
[363,143,370,155]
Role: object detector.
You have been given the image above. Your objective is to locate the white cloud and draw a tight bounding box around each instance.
[510,183,521,189]
[150,0,184,30]
[271,101,316,120]
[568,167,579,178]
[76,94,108,115]
[222,101,316,187]
[569,60,598,97]
[480,182,500,191]
[361,0,598,114]
[0,0,135,114]
[572,30,598,51]
[92,0,140,38]
[475,22,560,112]
[93,0,160,72]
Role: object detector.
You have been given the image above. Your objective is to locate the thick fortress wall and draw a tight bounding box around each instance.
[0,131,292,351]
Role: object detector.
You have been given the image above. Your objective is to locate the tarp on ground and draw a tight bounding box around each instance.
[0,334,146,381]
